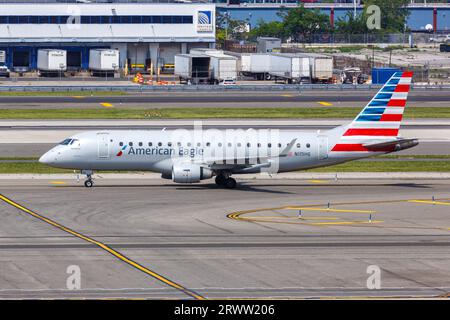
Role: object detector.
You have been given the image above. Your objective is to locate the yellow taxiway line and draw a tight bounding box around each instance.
[408,200,450,206]
[100,102,114,108]
[0,193,205,300]
[318,101,333,106]
[286,207,376,214]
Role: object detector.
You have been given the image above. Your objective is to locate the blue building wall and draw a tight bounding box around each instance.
[218,7,450,32]
[0,44,110,70]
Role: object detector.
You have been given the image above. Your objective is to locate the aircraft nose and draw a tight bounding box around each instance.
[39,151,53,165]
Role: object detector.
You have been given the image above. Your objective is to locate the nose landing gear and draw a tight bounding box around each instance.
[81,170,94,188]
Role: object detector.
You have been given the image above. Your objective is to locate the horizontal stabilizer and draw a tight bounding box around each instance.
[363,138,419,152]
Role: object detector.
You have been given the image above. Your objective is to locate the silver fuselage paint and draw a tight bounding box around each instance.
[39,126,380,176]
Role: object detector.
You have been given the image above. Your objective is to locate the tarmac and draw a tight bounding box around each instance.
[0,91,449,108]
[0,177,449,299]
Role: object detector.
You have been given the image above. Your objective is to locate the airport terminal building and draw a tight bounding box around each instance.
[0,2,216,72]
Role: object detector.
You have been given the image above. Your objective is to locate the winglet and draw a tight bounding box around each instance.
[279,138,297,157]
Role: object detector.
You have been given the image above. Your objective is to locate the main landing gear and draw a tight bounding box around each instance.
[215,173,237,189]
[81,170,94,188]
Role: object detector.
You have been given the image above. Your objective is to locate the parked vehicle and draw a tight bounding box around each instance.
[269,53,311,84]
[89,49,119,76]
[0,65,10,78]
[293,53,333,83]
[175,54,211,84]
[240,53,272,80]
[37,49,67,76]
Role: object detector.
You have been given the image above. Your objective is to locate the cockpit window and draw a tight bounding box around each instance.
[69,139,79,145]
[60,139,72,145]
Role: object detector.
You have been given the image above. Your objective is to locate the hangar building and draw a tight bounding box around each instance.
[0,2,216,73]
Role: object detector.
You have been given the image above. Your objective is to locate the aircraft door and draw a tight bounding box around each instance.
[318,135,328,160]
[97,132,110,159]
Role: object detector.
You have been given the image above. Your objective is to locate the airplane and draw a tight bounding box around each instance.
[39,71,418,189]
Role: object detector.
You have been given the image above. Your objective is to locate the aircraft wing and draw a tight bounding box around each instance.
[195,138,297,170]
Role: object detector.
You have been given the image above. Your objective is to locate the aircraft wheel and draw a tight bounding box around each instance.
[84,179,94,188]
[215,175,226,186]
[224,178,237,189]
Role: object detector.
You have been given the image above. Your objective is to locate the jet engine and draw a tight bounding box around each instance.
[172,164,213,183]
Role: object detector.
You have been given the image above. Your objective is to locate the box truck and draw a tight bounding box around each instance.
[269,53,311,84]
[89,49,119,76]
[37,49,67,76]
[175,54,211,84]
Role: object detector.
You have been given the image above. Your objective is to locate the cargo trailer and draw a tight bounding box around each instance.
[175,54,211,84]
[89,49,119,76]
[240,53,272,80]
[37,49,67,76]
[269,53,310,84]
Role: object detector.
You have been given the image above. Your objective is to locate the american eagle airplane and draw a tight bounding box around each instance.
[39,71,418,189]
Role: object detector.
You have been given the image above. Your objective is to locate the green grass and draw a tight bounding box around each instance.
[307,160,450,172]
[1,107,449,119]
[0,91,128,97]
[0,160,449,174]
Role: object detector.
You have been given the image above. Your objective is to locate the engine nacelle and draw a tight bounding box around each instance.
[172,164,213,183]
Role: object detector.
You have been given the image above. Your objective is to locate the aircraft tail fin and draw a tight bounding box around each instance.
[331,71,413,153]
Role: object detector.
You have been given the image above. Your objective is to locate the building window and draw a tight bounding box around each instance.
[0,15,194,25]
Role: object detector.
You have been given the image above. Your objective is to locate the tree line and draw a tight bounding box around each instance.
[216,0,410,44]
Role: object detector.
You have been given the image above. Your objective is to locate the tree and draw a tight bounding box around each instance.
[279,5,331,42]
[248,19,284,40]
[335,11,368,34]
[363,0,410,32]
[215,11,249,44]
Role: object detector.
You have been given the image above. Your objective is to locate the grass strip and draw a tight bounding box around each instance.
[0,160,449,174]
[1,107,450,119]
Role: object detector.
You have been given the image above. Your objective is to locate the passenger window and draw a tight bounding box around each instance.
[206,142,210,147]
[247,143,251,147]
[197,142,201,147]
[306,143,311,148]
[278,143,281,148]
[177,142,181,147]
[187,142,191,147]
[228,143,232,147]
[296,143,301,148]
[237,143,242,147]
[218,143,222,147]
[139,142,143,147]
[129,142,133,146]
[168,142,172,147]
[148,142,152,147]
[119,142,123,147]
[158,142,162,146]
[268,143,272,148]
[257,143,261,148]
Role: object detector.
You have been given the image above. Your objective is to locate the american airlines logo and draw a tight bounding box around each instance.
[197,11,213,32]
[116,145,127,157]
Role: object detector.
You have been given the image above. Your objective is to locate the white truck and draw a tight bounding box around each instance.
[294,53,333,83]
[175,54,211,84]
[269,53,311,84]
[89,49,119,75]
[37,49,67,76]
[240,53,272,80]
